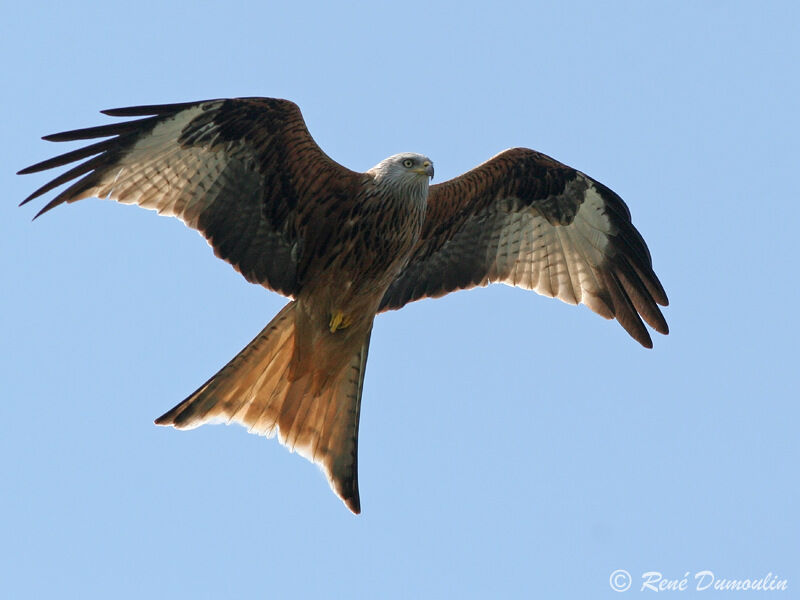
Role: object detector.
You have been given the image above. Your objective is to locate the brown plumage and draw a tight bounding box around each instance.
[19,97,668,513]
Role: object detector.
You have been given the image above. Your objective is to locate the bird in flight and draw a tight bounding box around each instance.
[19,97,668,513]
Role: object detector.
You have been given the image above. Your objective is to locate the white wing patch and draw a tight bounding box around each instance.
[490,180,615,318]
[74,105,232,228]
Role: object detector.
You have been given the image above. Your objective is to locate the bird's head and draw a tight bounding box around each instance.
[368,153,434,188]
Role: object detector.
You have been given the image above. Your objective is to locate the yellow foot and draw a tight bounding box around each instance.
[329,311,352,333]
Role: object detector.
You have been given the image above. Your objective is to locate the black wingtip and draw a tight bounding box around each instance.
[42,132,71,142]
[101,107,150,117]
[100,104,164,117]
[100,100,207,117]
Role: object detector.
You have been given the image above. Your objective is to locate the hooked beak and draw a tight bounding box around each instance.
[415,160,434,179]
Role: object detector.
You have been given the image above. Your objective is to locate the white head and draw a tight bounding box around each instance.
[367,153,434,192]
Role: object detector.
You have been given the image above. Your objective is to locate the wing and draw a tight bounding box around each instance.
[379,148,669,348]
[18,97,362,297]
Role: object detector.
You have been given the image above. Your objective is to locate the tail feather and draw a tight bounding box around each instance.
[155,301,371,514]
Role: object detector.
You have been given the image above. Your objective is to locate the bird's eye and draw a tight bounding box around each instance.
[402,159,414,168]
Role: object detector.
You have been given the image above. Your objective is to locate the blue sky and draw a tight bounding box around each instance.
[2,1,798,598]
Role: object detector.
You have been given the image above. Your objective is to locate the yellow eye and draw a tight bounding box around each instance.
[402,158,414,168]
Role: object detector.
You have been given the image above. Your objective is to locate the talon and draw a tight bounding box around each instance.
[329,311,351,333]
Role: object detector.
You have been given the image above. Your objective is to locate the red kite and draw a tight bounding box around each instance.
[19,97,668,513]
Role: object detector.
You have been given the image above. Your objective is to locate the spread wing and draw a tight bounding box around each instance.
[18,97,361,298]
[380,148,669,348]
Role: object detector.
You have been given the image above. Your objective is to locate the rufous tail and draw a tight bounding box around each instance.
[155,301,371,514]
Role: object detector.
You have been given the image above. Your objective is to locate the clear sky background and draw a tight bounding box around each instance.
[2,1,798,598]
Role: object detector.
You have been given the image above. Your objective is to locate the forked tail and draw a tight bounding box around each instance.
[155,301,370,513]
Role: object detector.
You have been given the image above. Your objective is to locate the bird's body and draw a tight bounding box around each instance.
[284,153,431,387]
[19,97,668,513]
